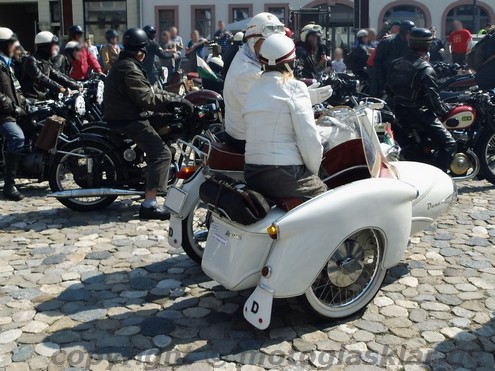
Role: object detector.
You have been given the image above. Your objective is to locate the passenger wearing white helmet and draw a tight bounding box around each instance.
[0,27,27,200]
[20,31,80,100]
[296,23,330,78]
[242,33,327,200]
[224,13,332,151]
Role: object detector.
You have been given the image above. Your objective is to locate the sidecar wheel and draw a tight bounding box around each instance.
[181,200,211,264]
[303,228,387,319]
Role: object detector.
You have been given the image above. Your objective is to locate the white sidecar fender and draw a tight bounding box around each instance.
[260,178,418,298]
[390,161,456,235]
[166,170,206,248]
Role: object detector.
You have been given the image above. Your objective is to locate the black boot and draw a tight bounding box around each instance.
[3,153,24,201]
[139,205,170,220]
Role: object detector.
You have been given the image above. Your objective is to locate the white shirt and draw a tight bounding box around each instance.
[224,44,262,140]
[242,72,323,175]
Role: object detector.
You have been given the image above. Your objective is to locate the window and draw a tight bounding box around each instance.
[192,6,215,39]
[266,4,289,25]
[50,1,61,23]
[231,6,250,23]
[84,0,127,44]
[383,6,427,28]
[156,7,178,38]
[445,5,490,34]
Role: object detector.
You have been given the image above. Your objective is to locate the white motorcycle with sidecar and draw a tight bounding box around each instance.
[164,105,456,329]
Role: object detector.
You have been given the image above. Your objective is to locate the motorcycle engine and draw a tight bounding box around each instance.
[450,153,471,175]
[23,152,44,176]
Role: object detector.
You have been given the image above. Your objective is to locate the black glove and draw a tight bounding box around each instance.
[167,98,194,116]
[13,106,27,119]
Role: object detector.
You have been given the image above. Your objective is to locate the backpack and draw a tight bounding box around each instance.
[467,34,495,71]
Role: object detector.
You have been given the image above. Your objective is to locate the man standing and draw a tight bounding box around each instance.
[0,27,27,200]
[214,21,232,54]
[448,20,472,65]
[142,25,177,85]
[170,27,184,55]
[104,28,193,220]
[185,30,207,73]
[66,25,103,80]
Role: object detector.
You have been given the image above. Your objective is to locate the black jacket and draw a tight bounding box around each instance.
[51,54,72,76]
[295,42,328,79]
[143,40,174,84]
[0,59,26,123]
[387,51,450,117]
[475,33,495,91]
[104,51,181,122]
[351,43,370,76]
[20,52,79,100]
[430,38,444,62]
[372,34,410,95]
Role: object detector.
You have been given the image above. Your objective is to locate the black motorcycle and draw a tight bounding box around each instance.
[48,98,224,211]
[395,90,495,183]
[0,94,89,184]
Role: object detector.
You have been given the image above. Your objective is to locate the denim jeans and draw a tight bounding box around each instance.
[0,121,25,154]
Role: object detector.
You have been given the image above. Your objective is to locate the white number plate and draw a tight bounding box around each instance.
[164,187,187,214]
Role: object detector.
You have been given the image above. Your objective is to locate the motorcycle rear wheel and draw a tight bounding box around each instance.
[181,200,210,264]
[476,128,495,185]
[49,140,120,211]
[302,228,387,319]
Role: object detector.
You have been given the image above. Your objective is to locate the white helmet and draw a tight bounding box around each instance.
[356,29,369,38]
[258,34,296,67]
[245,12,284,53]
[0,27,17,42]
[300,23,323,43]
[233,31,244,42]
[208,56,224,68]
[35,31,58,45]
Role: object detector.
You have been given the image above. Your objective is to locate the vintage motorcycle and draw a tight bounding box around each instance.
[396,89,495,184]
[48,90,224,211]
[165,105,456,329]
[0,94,86,183]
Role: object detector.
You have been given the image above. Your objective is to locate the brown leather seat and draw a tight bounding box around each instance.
[275,197,305,212]
[207,142,245,171]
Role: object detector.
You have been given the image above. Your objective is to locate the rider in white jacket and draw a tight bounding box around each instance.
[224,13,332,151]
[243,34,327,200]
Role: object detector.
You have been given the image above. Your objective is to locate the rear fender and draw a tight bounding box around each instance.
[261,178,417,298]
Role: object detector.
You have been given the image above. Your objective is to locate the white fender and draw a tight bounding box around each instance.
[260,178,418,298]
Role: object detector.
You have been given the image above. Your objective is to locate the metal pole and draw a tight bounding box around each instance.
[473,0,477,32]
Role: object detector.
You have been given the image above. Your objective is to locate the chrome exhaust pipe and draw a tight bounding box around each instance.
[48,188,145,198]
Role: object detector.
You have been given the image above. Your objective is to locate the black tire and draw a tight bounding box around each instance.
[49,140,121,211]
[181,200,210,264]
[475,127,495,185]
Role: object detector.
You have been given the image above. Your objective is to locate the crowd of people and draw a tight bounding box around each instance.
[1,13,495,217]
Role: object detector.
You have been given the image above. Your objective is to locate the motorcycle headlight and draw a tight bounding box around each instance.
[96,81,104,105]
[73,95,86,116]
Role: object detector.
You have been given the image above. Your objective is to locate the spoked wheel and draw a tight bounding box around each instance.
[49,140,121,211]
[181,200,211,264]
[476,128,495,185]
[303,228,387,319]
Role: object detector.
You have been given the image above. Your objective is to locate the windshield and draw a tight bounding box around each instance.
[317,106,383,178]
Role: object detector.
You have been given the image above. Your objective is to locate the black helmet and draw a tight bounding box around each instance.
[105,29,118,42]
[68,25,84,38]
[408,27,433,51]
[143,25,157,40]
[400,20,416,35]
[123,28,149,52]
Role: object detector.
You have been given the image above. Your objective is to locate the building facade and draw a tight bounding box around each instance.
[0,0,493,48]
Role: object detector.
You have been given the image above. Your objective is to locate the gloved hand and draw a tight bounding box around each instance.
[180,98,194,116]
[308,83,333,105]
[13,106,27,119]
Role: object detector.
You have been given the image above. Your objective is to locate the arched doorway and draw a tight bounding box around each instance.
[383,5,427,27]
[445,4,491,34]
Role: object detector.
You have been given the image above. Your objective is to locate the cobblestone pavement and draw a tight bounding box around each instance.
[0,180,494,371]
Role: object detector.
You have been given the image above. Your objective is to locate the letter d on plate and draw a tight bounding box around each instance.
[244,285,273,330]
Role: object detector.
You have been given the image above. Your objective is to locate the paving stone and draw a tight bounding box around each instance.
[0,330,23,344]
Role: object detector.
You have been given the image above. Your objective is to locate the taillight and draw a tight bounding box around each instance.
[176,166,198,180]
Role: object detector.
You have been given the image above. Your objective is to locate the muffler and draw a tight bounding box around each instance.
[48,188,145,198]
